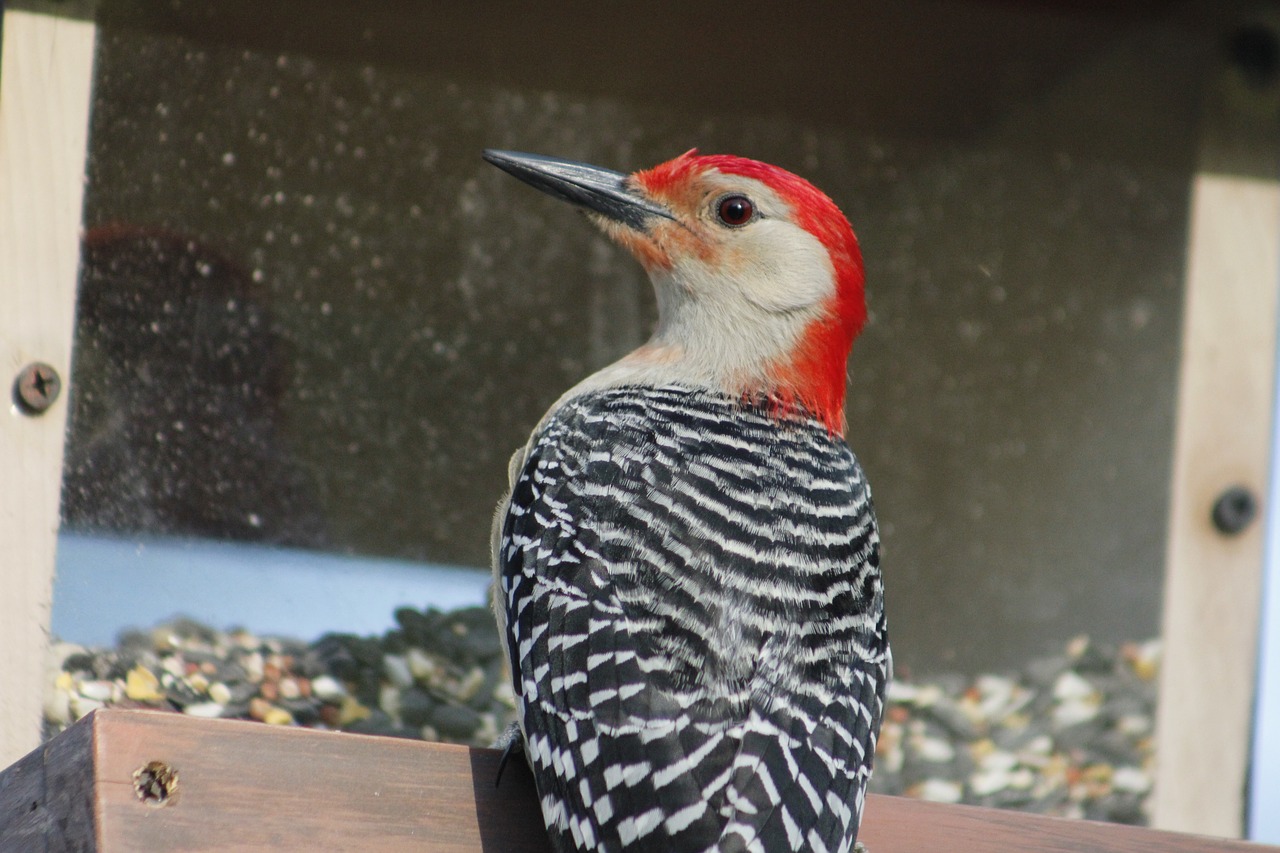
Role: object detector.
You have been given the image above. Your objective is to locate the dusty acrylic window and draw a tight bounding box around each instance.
[50,1,1210,821]
[64,225,324,546]
[55,8,1203,668]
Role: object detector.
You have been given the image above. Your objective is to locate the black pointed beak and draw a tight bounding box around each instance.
[482,149,675,231]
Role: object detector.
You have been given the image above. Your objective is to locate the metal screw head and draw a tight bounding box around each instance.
[13,362,61,415]
[133,760,179,807]
[1212,486,1258,535]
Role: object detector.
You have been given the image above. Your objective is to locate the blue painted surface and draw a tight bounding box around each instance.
[51,531,491,646]
[1251,293,1280,842]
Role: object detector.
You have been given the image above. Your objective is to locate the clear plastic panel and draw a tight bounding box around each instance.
[58,3,1210,674]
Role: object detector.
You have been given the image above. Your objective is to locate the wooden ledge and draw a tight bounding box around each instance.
[0,709,1273,852]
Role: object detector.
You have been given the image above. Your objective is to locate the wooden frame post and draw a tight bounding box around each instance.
[1153,16,1280,838]
[0,8,96,768]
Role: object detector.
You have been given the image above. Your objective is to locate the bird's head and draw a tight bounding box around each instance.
[484,149,866,434]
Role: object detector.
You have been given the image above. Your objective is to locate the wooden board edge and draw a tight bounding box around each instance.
[0,709,98,849]
[4,710,1278,852]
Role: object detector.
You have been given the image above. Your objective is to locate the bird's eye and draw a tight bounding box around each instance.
[716,195,755,227]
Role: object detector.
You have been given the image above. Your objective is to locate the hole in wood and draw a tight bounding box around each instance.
[133,760,179,807]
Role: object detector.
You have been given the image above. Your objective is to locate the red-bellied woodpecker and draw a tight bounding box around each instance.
[485,148,887,853]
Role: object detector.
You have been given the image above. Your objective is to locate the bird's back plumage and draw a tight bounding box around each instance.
[498,385,887,853]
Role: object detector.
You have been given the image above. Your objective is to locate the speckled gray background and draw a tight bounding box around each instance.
[61,2,1223,673]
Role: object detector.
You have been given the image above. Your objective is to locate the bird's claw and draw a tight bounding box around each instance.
[494,721,524,787]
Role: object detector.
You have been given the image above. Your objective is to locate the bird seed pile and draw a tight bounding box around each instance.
[43,607,1157,826]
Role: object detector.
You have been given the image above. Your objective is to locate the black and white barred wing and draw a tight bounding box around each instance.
[498,387,887,853]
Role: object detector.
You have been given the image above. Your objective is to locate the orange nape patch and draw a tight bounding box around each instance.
[764,308,853,436]
[750,389,848,438]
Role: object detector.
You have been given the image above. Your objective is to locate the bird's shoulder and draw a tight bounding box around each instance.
[523,383,861,474]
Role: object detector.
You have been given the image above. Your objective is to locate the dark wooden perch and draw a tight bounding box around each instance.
[0,709,1273,852]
